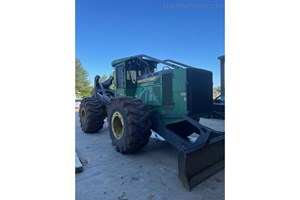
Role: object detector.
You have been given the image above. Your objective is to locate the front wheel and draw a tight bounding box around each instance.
[108,97,151,153]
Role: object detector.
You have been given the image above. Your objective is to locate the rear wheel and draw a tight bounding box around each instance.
[79,97,106,133]
[108,97,151,153]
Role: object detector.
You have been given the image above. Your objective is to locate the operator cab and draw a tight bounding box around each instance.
[113,57,157,89]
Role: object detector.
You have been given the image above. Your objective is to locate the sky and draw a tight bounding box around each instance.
[76,0,224,87]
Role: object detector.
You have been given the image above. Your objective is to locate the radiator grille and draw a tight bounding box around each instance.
[153,86,161,101]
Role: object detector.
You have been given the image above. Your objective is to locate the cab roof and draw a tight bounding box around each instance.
[111,54,199,70]
[111,55,159,68]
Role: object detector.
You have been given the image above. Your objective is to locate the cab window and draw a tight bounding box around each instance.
[116,67,124,88]
[126,70,137,87]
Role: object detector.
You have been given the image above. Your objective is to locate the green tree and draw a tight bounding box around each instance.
[75,58,92,97]
[109,72,116,90]
[214,86,221,93]
[213,86,221,99]
[100,75,107,83]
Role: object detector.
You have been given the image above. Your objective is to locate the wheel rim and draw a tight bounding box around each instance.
[81,109,86,122]
[112,111,124,139]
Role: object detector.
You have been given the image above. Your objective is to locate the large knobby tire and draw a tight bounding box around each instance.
[167,121,199,137]
[108,97,151,153]
[79,97,106,133]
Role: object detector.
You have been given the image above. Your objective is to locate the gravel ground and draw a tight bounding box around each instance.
[76,111,224,200]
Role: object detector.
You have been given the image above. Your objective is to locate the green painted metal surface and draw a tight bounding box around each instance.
[111,56,132,67]
[112,55,212,125]
[114,68,188,124]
